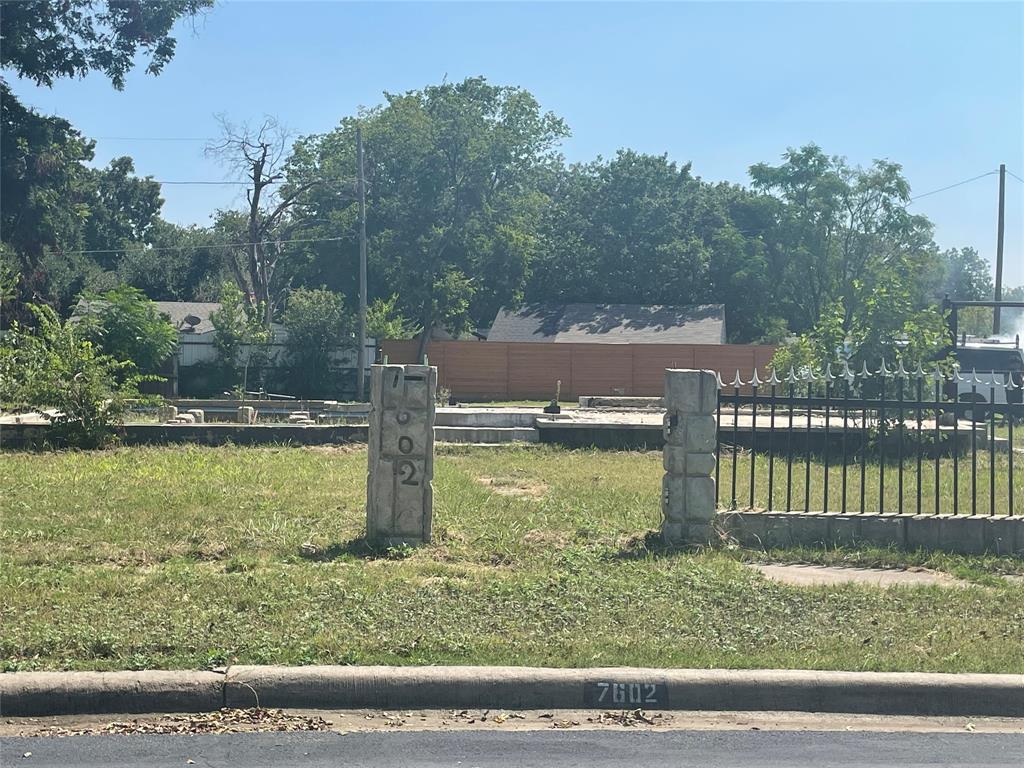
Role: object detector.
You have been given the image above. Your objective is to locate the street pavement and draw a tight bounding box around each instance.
[3,729,1023,767]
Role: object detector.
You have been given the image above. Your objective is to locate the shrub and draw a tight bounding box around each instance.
[280,287,350,398]
[1,304,146,447]
[210,282,271,396]
[76,285,177,374]
[365,294,418,340]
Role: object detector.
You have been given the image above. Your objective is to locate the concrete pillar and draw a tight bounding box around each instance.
[367,364,436,546]
[661,369,719,546]
[157,405,178,423]
[236,406,256,425]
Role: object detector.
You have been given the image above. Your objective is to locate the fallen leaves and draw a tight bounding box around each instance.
[587,709,662,727]
[32,708,331,738]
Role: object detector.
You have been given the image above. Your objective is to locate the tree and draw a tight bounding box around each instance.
[118,220,222,301]
[0,82,94,314]
[527,151,783,341]
[80,157,164,270]
[75,285,177,373]
[286,77,569,358]
[928,246,993,302]
[0,0,212,90]
[1,0,210,322]
[209,281,270,395]
[749,144,937,335]
[207,117,321,325]
[280,287,349,398]
[365,294,418,340]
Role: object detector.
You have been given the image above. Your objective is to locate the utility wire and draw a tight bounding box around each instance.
[94,136,211,141]
[1007,169,1024,185]
[907,170,999,203]
[135,177,355,186]
[55,235,349,257]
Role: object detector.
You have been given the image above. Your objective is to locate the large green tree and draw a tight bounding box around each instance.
[749,144,937,335]
[0,88,167,316]
[1,0,212,89]
[286,77,568,356]
[0,0,211,322]
[527,151,783,341]
[117,220,222,301]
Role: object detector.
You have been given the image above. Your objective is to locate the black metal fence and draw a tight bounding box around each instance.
[716,363,1022,516]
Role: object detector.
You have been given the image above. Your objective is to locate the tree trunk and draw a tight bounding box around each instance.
[416,317,434,364]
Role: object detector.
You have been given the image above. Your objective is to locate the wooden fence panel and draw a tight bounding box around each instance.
[566,345,632,397]
[632,346,698,395]
[379,340,776,401]
[439,341,509,398]
[507,343,573,400]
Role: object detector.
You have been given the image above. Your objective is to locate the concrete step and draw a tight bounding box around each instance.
[434,426,539,444]
[435,408,539,428]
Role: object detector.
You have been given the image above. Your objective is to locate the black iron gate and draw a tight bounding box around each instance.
[716,363,1022,516]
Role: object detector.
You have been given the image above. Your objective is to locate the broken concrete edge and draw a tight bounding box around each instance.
[2,666,1022,718]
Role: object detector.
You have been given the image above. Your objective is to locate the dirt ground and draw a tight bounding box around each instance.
[4,709,1022,738]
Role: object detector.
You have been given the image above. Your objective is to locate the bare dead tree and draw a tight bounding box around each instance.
[206,116,318,326]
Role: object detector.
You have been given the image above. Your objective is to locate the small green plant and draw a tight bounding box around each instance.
[1,304,149,447]
[435,385,452,407]
[210,282,272,396]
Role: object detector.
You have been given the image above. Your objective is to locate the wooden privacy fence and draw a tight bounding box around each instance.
[380,340,777,400]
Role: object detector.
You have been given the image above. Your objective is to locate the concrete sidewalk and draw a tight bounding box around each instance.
[2,666,1022,718]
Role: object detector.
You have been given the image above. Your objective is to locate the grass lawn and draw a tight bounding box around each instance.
[718,450,1022,516]
[1,445,1022,674]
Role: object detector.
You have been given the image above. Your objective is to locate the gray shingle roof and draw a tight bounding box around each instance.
[487,303,726,344]
[152,301,222,335]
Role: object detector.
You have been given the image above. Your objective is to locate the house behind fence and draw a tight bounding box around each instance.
[150,301,375,399]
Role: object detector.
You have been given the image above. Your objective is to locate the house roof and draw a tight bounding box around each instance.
[152,301,222,335]
[487,303,727,344]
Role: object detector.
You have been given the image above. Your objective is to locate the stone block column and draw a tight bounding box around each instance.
[367,364,436,546]
[661,369,719,546]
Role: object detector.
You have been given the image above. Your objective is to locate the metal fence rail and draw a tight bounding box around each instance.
[716,363,1022,516]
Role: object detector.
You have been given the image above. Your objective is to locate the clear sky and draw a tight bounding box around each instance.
[8,1,1024,284]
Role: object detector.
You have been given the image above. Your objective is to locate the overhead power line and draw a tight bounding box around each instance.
[907,170,999,203]
[144,177,356,186]
[95,136,212,141]
[55,235,348,257]
[1007,169,1024,185]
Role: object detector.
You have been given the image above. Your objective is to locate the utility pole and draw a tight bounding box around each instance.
[994,163,1006,336]
[356,125,368,401]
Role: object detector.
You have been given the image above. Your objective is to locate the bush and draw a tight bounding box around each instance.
[209,281,271,396]
[366,294,418,340]
[1,304,146,447]
[281,288,350,398]
[76,285,177,374]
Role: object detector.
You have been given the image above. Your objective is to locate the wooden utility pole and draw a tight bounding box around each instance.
[994,163,1006,335]
[356,126,369,400]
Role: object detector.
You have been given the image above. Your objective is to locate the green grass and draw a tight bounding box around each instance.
[1,445,1022,674]
[717,450,1022,516]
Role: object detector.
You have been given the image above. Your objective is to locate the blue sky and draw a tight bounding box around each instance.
[8,1,1024,284]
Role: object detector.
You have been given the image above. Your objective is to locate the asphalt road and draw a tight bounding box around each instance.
[3,730,1023,767]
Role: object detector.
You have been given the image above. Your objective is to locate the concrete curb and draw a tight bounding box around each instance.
[0,670,223,717]
[2,666,1022,718]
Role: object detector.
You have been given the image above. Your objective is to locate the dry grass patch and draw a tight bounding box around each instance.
[476,475,548,498]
